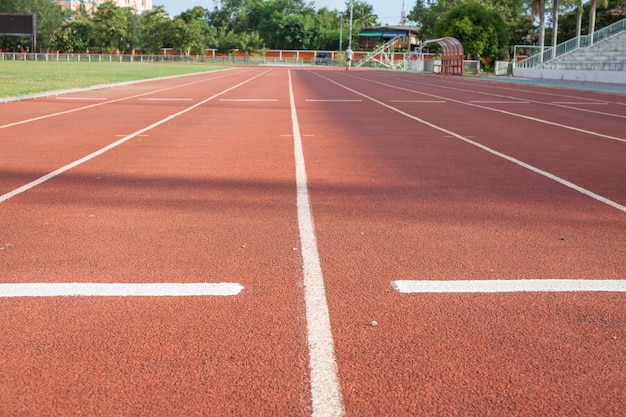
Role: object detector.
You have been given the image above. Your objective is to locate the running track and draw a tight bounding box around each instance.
[1,67,625,416]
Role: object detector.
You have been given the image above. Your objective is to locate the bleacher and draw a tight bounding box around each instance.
[513,18,626,84]
[541,30,626,71]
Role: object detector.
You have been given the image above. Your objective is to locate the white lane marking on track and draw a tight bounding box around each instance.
[468,100,530,104]
[393,75,626,119]
[305,99,362,102]
[0,70,270,204]
[389,100,446,103]
[314,73,626,214]
[0,69,239,129]
[219,98,278,101]
[289,70,344,417]
[139,98,193,101]
[56,97,108,101]
[550,101,608,105]
[382,76,626,131]
[0,283,243,297]
[393,279,626,293]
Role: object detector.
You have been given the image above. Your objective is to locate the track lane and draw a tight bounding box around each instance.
[2,66,625,416]
[0,68,244,127]
[1,67,315,416]
[349,72,626,140]
[0,69,260,196]
[291,68,626,415]
[311,71,626,206]
[386,72,626,107]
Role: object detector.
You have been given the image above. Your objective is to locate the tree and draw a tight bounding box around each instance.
[588,0,609,41]
[345,1,378,48]
[139,6,174,54]
[251,0,319,49]
[91,1,131,52]
[55,5,94,52]
[434,2,509,60]
[0,0,64,52]
[314,7,342,50]
[408,0,456,40]
[410,0,532,58]
[530,0,547,57]
[551,0,561,50]
[350,1,378,29]
[172,7,217,55]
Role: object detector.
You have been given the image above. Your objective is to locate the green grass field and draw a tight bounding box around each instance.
[0,61,225,98]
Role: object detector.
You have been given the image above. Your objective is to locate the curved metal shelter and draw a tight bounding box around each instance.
[420,37,464,75]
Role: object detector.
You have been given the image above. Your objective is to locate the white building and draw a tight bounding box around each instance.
[53,0,153,14]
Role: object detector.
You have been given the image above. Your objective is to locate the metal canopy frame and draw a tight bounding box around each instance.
[420,37,464,75]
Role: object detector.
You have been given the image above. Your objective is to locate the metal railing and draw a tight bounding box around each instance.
[515,17,626,69]
[355,36,405,69]
[0,52,305,65]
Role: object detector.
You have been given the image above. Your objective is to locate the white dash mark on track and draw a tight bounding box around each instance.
[0,282,244,297]
[393,279,626,293]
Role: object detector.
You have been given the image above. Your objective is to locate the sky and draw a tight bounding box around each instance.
[152,0,409,26]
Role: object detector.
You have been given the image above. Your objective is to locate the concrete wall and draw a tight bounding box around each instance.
[513,68,626,84]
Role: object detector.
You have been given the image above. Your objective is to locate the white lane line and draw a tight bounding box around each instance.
[0,70,270,204]
[551,101,608,105]
[56,97,108,101]
[139,98,193,101]
[363,75,626,141]
[219,98,278,101]
[305,99,362,102]
[389,100,446,103]
[468,100,529,104]
[393,76,626,119]
[315,73,626,214]
[0,282,243,297]
[289,70,344,417]
[393,279,626,293]
[0,69,238,129]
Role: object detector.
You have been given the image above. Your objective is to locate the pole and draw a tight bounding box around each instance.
[339,13,343,51]
[348,1,354,49]
[33,14,36,53]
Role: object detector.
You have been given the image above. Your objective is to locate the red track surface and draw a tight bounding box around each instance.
[1,67,625,416]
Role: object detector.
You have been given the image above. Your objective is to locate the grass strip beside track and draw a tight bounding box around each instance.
[0,61,226,98]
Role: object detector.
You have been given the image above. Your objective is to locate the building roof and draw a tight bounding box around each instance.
[358,25,420,37]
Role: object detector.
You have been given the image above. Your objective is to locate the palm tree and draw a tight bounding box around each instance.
[352,2,377,29]
[588,0,609,44]
[344,0,377,49]
[531,0,546,61]
[575,0,584,47]
[551,0,560,58]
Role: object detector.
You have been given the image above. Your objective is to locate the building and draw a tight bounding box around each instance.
[357,26,420,51]
[54,0,153,14]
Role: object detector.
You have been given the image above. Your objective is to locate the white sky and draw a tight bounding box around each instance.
[152,0,409,26]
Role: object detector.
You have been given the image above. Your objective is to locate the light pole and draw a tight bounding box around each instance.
[339,13,343,51]
[348,0,354,49]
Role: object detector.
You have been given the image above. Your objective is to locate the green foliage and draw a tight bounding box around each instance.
[411,0,531,58]
[434,3,510,59]
[558,0,626,38]
[172,6,216,55]
[91,1,132,51]
[140,6,174,54]
[0,0,63,51]
[2,0,621,57]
